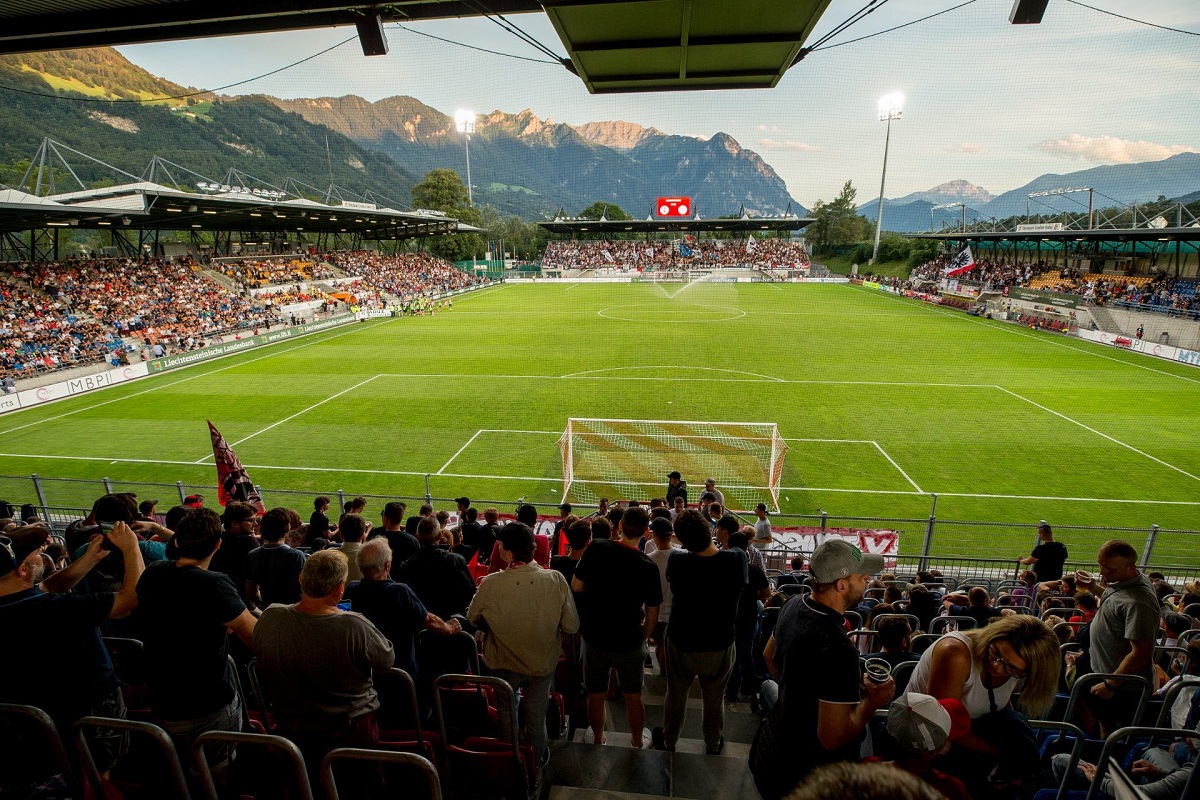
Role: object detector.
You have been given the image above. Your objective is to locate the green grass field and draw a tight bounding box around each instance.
[2,280,1198,562]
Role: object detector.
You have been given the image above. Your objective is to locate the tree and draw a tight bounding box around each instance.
[807,180,869,254]
[411,168,485,262]
[577,201,630,221]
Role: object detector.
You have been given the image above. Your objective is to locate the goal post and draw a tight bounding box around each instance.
[558,418,788,512]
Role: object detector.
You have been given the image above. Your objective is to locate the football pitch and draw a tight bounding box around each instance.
[2,280,1199,561]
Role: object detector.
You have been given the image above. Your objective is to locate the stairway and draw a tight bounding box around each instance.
[1087,304,1120,334]
[543,669,760,799]
[199,268,239,292]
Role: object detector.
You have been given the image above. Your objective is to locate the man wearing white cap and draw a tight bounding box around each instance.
[751,539,894,800]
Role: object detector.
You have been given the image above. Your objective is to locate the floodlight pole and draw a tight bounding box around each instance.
[872,96,903,264]
[454,110,476,206]
[463,132,473,206]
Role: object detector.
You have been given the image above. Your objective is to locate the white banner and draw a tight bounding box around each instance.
[7,362,150,415]
[1076,327,1200,366]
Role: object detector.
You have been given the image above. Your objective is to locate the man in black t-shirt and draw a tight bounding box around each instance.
[372,501,419,578]
[405,503,434,536]
[572,507,661,748]
[726,532,771,703]
[550,517,591,587]
[1020,521,1067,583]
[396,515,476,620]
[651,509,746,755]
[136,507,258,776]
[246,507,308,609]
[307,495,337,546]
[751,539,894,800]
[209,502,260,605]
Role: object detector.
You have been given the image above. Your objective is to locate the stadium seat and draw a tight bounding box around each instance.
[374,667,440,763]
[73,715,192,800]
[103,636,150,718]
[0,703,79,798]
[321,747,443,800]
[432,675,537,800]
[1028,720,1087,800]
[890,661,919,696]
[910,633,942,656]
[193,729,314,800]
[928,616,977,635]
[870,612,921,633]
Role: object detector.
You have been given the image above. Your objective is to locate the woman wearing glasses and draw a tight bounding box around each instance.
[906,614,1060,796]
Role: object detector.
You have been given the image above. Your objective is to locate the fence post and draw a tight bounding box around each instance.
[31,473,49,522]
[176,481,186,505]
[1141,524,1159,568]
[337,490,346,514]
[255,485,263,508]
[820,509,827,531]
[102,477,113,495]
[424,474,433,507]
[919,493,938,573]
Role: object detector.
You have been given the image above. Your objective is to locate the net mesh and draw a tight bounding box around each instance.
[559,418,788,511]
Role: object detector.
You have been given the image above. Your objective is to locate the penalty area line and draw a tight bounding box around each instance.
[872,441,923,494]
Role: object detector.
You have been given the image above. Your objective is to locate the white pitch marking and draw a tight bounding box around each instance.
[561,365,785,382]
[372,372,994,389]
[872,441,924,494]
[995,386,1200,483]
[193,374,381,464]
[437,429,485,475]
[0,318,395,437]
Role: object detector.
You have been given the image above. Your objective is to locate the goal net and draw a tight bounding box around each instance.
[558,418,788,512]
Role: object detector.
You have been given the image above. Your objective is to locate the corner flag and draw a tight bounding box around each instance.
[943,246,976,277]
[207,421,265,512]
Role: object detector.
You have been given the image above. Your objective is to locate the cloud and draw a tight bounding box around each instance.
[755,124,782,132]
[944,142,987,155]
[1038,134,1199,163]
[757,138,824,152]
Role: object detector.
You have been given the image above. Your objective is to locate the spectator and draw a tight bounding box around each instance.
[396,515,476,620]
[308,495,337,546]
[703,478,725,508]
[338,513,369,582]
[665,471,688,506]
[1085,539,1160,736]
[906,585,940,635]
[752,503,774,550]
[572,506,662,748]
[906,615,1059,792]
[549,517,591,585]
[867,616,919,668]
[472,507,502,564]
[751,539,892,799]
[670,495,686,521]
[468,522,579,767]
[788,761,948,800]
[404,503,433,536]
[345,538,460,679]
[245,507,307,610]
[0,522,144,774]
[455,507,485,559]
[487,504,551,571]
[1070,592,1098,624]
[878,693,972,800]
[373,501,418,575]
[652,509,748,755]
[645,517,678,677]
[135,508,257,779]
[550,502,572,556]
[1020,521,1067,583]
[209,502,260,604]
[715,514,765,572]
[941,587,1002,629]
[726,532,771,704]
[253,550,395,763]
[1155,639,1200,728]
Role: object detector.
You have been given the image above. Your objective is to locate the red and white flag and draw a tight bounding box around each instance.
[943,246,976,277]
[207,421,265,512]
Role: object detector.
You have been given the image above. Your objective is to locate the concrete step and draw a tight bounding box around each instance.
[544,742,758,800]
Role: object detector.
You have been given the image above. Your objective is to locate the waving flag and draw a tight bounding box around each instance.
[207,421,265,512]
[943,246,976,277]
[602,249,615,263]
[745,234,757,253]
[678,244,694,258]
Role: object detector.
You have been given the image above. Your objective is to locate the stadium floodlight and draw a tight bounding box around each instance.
[872,92,904,263]
[558,418,789,512]
[454,109,476,205]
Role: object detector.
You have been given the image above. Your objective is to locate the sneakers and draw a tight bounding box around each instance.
[706,736,725,756]
[631,727,652,749]
[650,726,674,752]
[582,728,604,745]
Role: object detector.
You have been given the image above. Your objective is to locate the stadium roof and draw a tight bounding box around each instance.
[0,0,834,93]
[0,180,463,238]
[538,212,813,235]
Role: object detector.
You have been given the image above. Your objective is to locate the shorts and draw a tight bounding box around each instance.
[582,641,647,695]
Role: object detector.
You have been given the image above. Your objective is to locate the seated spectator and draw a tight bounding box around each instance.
[338,513,369,582]
[906,585,940,634]
[345,538,460,679]
[209,502,260,604]
[1154,639,1200,728]
[941,587,1002,628]
[1012,570,1038,598]
[396,516,476,620]
[1069,592,1099,624]
[867,616,919,668]
[253,550,395,764]
[1161,611,1192,649]
[245,507,308,610]
[874,693,972,800]
[308,495,338,546]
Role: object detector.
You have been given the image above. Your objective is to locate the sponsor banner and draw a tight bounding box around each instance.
[863,280,881,290]
[339,200,377,211]
[1015,222,1065,232]
[771,527,900,563]
[7,363,149,415]
[147,313,358,374]
[1076,328,1200,367]
[1007,288,1079,309]
[355,309,394,320]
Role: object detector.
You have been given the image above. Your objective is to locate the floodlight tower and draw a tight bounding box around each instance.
[454,109,476,205]
[872,92,904,263]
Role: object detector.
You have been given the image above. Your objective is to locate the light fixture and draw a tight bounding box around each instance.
[872,91,905,263]
[121,216,131,225]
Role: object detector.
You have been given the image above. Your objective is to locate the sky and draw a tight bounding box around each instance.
[115,0,1200,209]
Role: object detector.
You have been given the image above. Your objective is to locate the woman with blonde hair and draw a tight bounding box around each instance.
[906,615,1061,794]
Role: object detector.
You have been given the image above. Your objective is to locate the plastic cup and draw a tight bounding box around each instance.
[864,658,892,684]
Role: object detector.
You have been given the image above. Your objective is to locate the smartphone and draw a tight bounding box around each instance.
[97,521,116,550]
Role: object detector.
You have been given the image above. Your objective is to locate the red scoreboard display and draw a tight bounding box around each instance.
[656,196,691,217]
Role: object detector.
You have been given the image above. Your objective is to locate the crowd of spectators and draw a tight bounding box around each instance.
[218,258,333,290]
[541,238,811,271]
[2,479,1196,800]
[908,256,1045,290]
[323,251,486,304]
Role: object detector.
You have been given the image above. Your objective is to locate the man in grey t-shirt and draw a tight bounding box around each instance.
[1085,539,1159,736]
[254,550,394,762]
[752,503,774,550]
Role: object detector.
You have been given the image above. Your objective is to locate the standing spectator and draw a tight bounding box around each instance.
[404,503,433,536]
[468,523,579,766]
[703,478,725,509]
[338,513,369,582]
[245,507,308,609]
[1020,521,1067,583]
[726,532,771,703]
[487,504,550,572]
[373,501,419,575]
[135,508,257,779]
[550,503,573,556]
[646,517,678,676]
[751,539,893,799]
[345,538,460,679]
[455,507,485,559]
[550,517,591,586]
[253,550,395,763]
[651,509,747,755]
[308,496,337,546]
[670,495,686,521]
[469,507,502,565]
[396,516,476,620]
[665,471,688,506]
[0,523,144,774]
[752,503,774,550]
[572,506,662,748]
[210,502,260,604]
[1085,539,1160,736]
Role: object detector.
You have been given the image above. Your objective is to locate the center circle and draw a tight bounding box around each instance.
[596,303,747,322]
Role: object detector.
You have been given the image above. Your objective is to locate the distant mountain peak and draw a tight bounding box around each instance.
[571,119,662,151]
[926,179,993,202]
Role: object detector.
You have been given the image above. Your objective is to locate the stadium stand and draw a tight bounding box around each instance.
[219,258,334,290]
[323,251,488,306]
[541,238,811,271]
